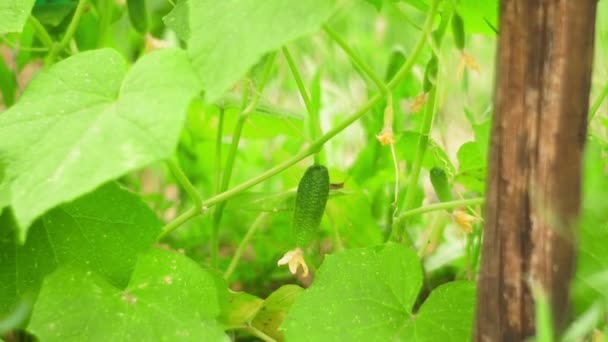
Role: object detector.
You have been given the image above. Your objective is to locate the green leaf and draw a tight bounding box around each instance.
[164,0,337,102]
[28,248,227,341]
[0,56,17,107]
[219,291,263,328]
[572,141,608,313]
[252,285,303,341]
[32,1,76,27]
[324,192,384,248]
[455,141,486,193]
[282,244,476,341]
[455,0,498,35]
[0,0,35,34]
[396,281,476,341]
[0,182,160,315]
[219,102,305,140]
[394,131,455,176]
[0,48,200,238]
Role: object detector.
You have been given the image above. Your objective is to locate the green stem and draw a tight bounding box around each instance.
[396,197,484,222]
[323,25,389,94]
[157,0,440,239]
[46,0,87,64]
[211,53,276,266]
[214,108,225,194]
[386,2,423,31]
[282,47,321,164]
[243,325,278,342]
[97,0,113,48]
[391,86,438,241]
[417,213,444,258]
[27,16,54,50]
[243,51,277,115]
[328,213,344,252]
[223,212,269,280]
[166,159,202,209]
[158,206,199,240]
[589,82,608,120]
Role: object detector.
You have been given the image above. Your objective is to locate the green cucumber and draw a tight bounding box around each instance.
[292,165,330,248]
[384,48,406,82]
[452,13,465,50]
[430,167,453,203]
[423,55,438,93]
[127,0,148,34]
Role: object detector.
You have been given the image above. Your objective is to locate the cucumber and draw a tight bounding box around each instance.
[292,165,330,248]
[384,48,406,82]
[423,55,438,93]
[452,13,465,50]
[430,167,453,203]
[127,0,148,34]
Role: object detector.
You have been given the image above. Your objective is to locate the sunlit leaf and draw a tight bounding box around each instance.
[0,48,200,238]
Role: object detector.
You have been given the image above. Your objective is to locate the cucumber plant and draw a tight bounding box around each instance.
[0,0,606,341]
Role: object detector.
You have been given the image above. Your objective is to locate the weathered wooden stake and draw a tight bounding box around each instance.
[475,1,598,340]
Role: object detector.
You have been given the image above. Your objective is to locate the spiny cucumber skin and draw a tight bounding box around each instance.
[430,167,453,203]
[293,165,330,248]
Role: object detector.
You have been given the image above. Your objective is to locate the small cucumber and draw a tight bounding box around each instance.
[452,13,465,50]
[292,165,330,248]
[430,167,453,203]
[423,55,438,93]
[127,0,148,34]
[384,48,406,82]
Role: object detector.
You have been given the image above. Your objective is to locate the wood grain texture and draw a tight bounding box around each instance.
[475,1,598,340]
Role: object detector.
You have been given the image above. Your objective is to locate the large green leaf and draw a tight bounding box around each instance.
[281,244,475,341]
[0,182,160,315]
[0,0,35,34]
[164,0,337,102]
[0,48,200,238]
[28,248,227,341]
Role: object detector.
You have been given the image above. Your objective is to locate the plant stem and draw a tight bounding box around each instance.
[282,47,321,164]
[97,0,113,48]
[243,51,277,115]
[417,213,444,258]
[395,197,484,222]
[211,53,276,266]
[166,159,202,209]
[244,325,278,342]
[589,81,608,120]
[27,16,54,50]
[390,86,438,242]
[157,0,440,239]
[214,108,225,194]
[328,213,344,252]
[46,0,87,64]
[323,24,389,95]
[223,212,269,280]
[158,206,199,240]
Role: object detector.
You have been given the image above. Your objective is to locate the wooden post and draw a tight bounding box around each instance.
[475,1,598,340]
